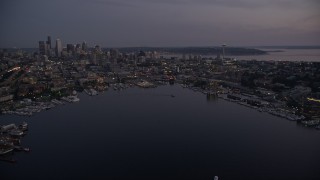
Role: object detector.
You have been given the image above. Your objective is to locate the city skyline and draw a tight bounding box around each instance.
[1,0,320,48]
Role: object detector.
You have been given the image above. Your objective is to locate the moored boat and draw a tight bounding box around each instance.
[9,129,24,136]
[0,146,14,155]
[19,122,28,131]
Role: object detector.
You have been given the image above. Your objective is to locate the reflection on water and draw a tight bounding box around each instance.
[206,93,218,102]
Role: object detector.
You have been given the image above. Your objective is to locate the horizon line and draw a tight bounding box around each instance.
[1,45,320,49]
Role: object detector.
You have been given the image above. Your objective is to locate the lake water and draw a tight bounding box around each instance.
[1,85,320,180]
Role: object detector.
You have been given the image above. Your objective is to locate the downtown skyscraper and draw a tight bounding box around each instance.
[55,38,62,57]
[38,36,53,56]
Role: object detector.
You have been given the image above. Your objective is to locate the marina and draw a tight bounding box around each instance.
[182,84,308,123]
[1,96,80,117]
[0,122,29,162]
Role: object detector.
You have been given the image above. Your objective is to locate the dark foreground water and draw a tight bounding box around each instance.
[1,85,320,180]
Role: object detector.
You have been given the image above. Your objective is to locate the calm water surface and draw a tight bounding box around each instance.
[164,49,320,62]
[234,49,320,62]
[1,85,320,180]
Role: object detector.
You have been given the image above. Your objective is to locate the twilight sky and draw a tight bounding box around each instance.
[0,0,319,48]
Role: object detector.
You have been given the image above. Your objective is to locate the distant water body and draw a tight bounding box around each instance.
[1,85,320,180]
[161,48,320,62]
[234,49,320,62]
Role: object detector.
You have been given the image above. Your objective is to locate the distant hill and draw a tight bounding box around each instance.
[254,46,320,50]
[1,46,268,56]
[116,47,267,55]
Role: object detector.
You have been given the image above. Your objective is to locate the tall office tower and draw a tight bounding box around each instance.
[55,39,62,57]
[67,44,75,53]
[39,41,47,55]
[75,44,81,53]
[76,44,81,49]
[82,41,87,51]
[46,36,52,49]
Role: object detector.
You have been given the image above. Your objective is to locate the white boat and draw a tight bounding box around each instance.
[0,147,14,155]
[19,122,28,131]
[0,124,17,133]
[9,129,24,136]
[84,89,97,96]
[68,96,80,102]
[90,89,98,95]
[52,99,63,105]
[61,97,72,103]
[84,89,92,96]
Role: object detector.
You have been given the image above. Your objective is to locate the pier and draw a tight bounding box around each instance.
[0,122,30,162]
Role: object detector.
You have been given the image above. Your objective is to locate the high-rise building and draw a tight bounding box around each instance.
[55,39,62,57]
[67,44,75,53]
[75,44,81,54]
[82,41,87,51]
[39,41,47,55]
[76,44,81,49]
[46,36,51,49]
